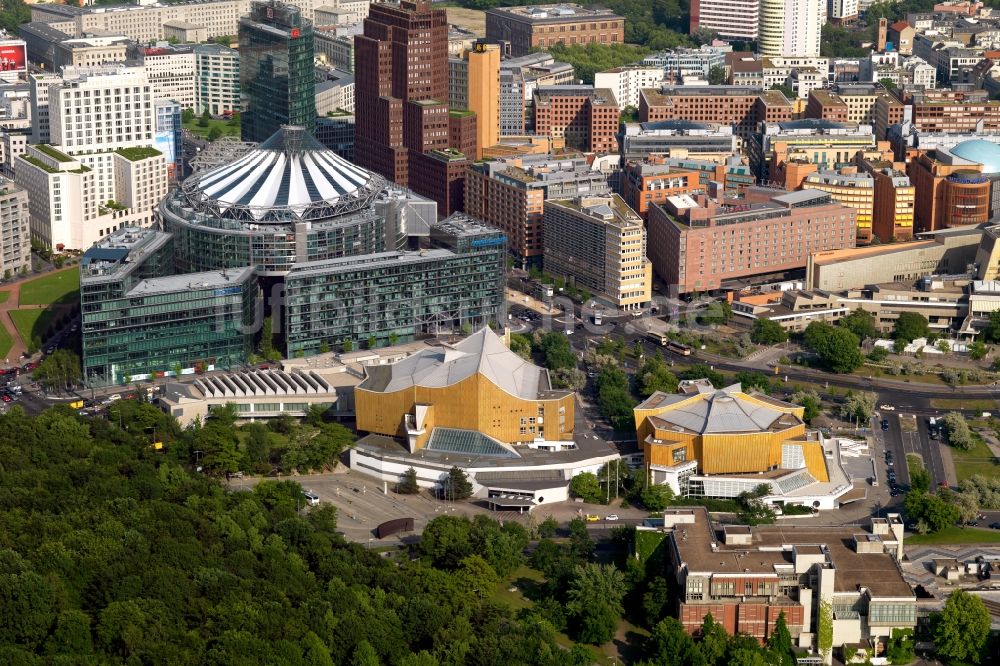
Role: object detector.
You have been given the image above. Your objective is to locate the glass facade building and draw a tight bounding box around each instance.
[147,124,507,363]
[239,0,315,143]
[284,215,507,356]
[81,228,257,385]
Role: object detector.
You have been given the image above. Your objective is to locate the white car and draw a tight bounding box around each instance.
[879,404,895,411]
[605,514,619,521]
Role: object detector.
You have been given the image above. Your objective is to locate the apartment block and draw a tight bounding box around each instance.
[618,121,740,164]
[0,179,30,277]
[644,45,729,82]
[759,0,825,58]
[904,87,1000,135]
[663,508,914,653]
[621,160,704,219]
[16,65,168,250]
[647,188,856,294]
[30,0,257,43]
[130,44,197,110]
[485,4,624,57]
[640,86,793,142]
[649,155,756,196]
[194,44,240,116]
[533,85,620,154]
[751,119,881,183]
[859,157,915,242]
[801,168,876,244]
[465,154,609,267]
[315,26,355,72]
[594,66,663,110]
[53,35,130,71]
[499,52,575,136]
[688,0,760,41]
[409,148,472,217]
[543,194,652,310]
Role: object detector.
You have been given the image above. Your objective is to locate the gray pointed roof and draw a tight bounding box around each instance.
[360,328,551,400]
[643,383,801,434]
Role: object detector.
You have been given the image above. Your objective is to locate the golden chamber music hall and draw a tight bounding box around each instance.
[634,380,854,510]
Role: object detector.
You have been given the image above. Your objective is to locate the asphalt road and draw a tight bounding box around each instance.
[880,411,950,490]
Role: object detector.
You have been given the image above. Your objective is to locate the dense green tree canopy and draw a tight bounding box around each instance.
[839,308,879,341]
[803,322,864,373]
[750,319,788,345]
[0,405,585,665]
[893,312,930,343]
[934,589,991,663]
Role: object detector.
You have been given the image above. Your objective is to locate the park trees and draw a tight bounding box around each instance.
[791,389,821,424]
[750,318,788,345]
[941,412,975,450]
[904,491,960,532]
[839,391,876,424]
[566,563,627,644]
[0,405,592,664]
[767,612,794,666]
[636,353,678,397]
[569,472,604,504]
[803,322,864,373]
[678,364,726,387]
[596,364,635,430]
[441,466,473,500]
[538,331,576,371]
[893,312,930,343]
[32,349,82,391]
[639,482,674,512]
[509,333,532,359]
[839,307,879,340]
[397,467,419,494]
[734,370,771,393]
[934,589,991,663]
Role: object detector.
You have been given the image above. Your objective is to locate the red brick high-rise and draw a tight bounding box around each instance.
[354,0,450,187]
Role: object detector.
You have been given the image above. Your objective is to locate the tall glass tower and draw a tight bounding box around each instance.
[239,0,315,142]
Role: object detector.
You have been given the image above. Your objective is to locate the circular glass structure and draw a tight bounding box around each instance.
[160,126,399,275]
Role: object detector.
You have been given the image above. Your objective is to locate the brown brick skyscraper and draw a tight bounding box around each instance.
[354,0,449,187]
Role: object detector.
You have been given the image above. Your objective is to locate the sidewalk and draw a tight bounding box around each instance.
[506,287,563,315]
[0,282,26,362]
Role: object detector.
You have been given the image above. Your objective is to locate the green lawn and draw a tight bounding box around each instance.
[907,526,1000,545]
[907,454,923,477]
[931,398,1000,411]
[183,117,241,139]
[9,309,56,345]
[0,321,12,359]
[19,269,80,305]
[0,290,9,304]
[951,436,1000,483]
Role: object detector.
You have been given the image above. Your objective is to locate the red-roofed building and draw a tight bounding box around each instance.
[887,21,916,54]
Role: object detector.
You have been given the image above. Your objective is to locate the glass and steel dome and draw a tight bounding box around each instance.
[179,125,387,221]
[950,139,1000,174]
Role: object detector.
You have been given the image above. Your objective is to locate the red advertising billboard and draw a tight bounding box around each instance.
[0,41,28,72]
[0,42,26,73]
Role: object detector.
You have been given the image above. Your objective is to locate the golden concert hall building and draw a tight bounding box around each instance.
[355,326,575,452]
[634,380,852,509]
